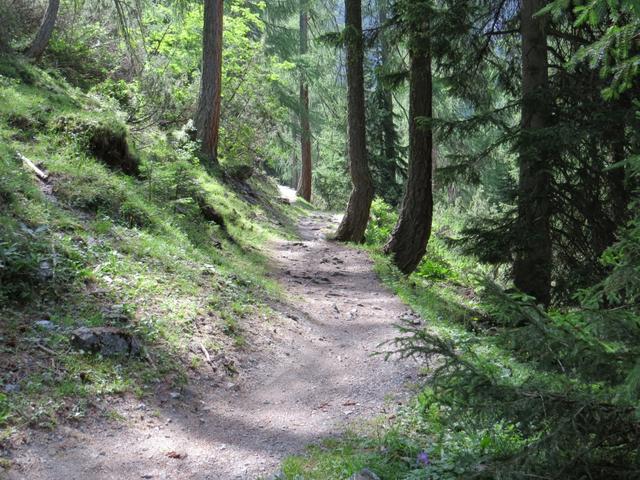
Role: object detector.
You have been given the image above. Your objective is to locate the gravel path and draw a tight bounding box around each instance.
[4,211,417,480]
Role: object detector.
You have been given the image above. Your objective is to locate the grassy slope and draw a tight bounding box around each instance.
[0,55,310,441]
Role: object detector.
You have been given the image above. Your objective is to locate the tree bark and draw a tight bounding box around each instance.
[384,13,433,274]
[297,4,312,201]
[290,116,299,189]
[26,0,60,60]
[513,0,552,305]
[195,0,224,166]
[334,0,374,243]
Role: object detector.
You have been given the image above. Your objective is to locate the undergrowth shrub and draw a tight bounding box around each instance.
[0,54,37,84]
[119,199,153,228]
[365,197,397,246]
[44,25,115,89]
[91,79,139,114]
[389,274,640,478]
[415,257,454,282]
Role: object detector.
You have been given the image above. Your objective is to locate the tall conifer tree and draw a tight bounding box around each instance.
[513,0,552,305]
[195,0,224,166]
[297,1,313,201]
[384,0,433,273]
[335,0,375,243]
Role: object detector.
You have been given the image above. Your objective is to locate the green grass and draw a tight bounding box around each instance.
[0,55,299,434]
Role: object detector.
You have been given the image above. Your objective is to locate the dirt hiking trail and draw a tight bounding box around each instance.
[5,209,419,480]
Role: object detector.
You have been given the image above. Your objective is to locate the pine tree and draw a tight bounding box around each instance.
[297,0,313,201]
[335,0,375,243]
[513,0,553,305]
[195,0,224,166]
[384,0,433,273]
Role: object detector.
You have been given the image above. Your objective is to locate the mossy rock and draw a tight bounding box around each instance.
[53,114,140,176]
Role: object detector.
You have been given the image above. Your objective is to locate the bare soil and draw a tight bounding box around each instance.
[3,209,418,480]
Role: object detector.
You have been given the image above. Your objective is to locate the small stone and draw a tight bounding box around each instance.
[101,305,130,324]
[38,261,53,280]
[400,311,422,325]
[70,327,141,357]
[169,391,181,399]
[34,320,55,330]
[3,384,19,393]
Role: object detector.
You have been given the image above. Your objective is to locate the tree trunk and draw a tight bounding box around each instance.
[609,124,629,228]
[290,117,299,189]
[195,0,224,166]
[297,4,312,201]
[384,14,433,274]
[334,0,374,243]
[26,0,60,60]
[513,0,552,306]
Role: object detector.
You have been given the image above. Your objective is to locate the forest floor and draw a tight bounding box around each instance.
[4,202,419,480]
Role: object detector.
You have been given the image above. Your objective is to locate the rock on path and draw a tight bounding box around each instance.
[4,213,417,480]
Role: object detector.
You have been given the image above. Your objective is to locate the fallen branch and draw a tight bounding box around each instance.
[17,152,49,181]
[198,341,212,363]
[145,349,157,369]
[35,342,57,356]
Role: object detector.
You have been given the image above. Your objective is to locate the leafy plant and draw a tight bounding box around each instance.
[365,197,398,246]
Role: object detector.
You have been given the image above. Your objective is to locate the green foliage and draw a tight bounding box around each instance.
[544,0,640,98]
[1,1,639,478]
[381,278,640,477]
[0,222,77,303]
[312,154,351,210]
[45,23,116,89]
[365,197,397,246]
[0,393,10,426]
[585,158,640,306]
[415,257,453,282]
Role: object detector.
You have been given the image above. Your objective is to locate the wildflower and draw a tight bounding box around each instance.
[417,451,430,466]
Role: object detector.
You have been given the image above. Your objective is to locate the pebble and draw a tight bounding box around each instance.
[3,384,19,393]
[35,320,55,330]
